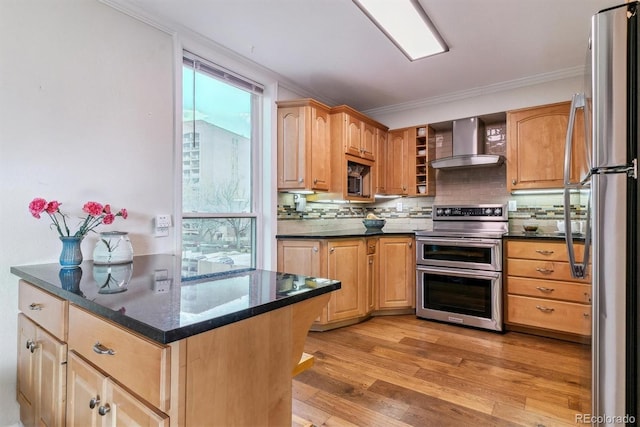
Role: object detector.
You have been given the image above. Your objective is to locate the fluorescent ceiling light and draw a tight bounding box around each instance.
[353,0,448,61]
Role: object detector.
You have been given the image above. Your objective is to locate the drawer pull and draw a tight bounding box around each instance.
[584,313,590,318]
[29,303,42,311]
[536,305,555,313]
[535,250,555,255]
[89,395,100,409]
[98,404,111,416]
[93,342,116,356]
[25,339,37,353]
[535,267,554,274]
[536,286,555,293]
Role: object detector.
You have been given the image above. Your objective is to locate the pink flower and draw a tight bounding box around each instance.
[30,197,127,237]
[29,198,47,218]
[83,201,104,217]
[45,201,61,214]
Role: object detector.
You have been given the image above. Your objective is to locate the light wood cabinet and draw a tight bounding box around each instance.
[377,236,416,311]
[277,99,331,192]
[384,126,436,196]
[330,105,381,161]
[277,235,415,330]
[507,101,586,191]
[374,128,388,194]
[385,128,412,195]
[66,351,168,427]
[505,239,591,341]
[327,239,367,322]
[17,282,67,427]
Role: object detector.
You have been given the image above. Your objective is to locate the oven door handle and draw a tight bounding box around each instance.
[416,238,500,248]
[416,265,500,280]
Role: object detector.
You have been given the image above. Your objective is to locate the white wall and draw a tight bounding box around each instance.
[0,1,176,423]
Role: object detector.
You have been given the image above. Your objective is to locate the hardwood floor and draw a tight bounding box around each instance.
[292,315,591,427]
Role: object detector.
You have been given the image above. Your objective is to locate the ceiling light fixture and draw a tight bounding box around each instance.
[353,0,448,61]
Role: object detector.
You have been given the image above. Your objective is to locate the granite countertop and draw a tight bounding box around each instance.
[11,254,340,344]
[276,228,418,238]
[504,231,588,241]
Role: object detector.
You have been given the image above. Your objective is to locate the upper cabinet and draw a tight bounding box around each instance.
[383,125,435,196]
[330,105,386,161]
[507,101,585,191]
[276,99,331,192]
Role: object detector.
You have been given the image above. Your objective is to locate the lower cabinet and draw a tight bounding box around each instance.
[66,351,168,427]
[377,236,415,311]
[277,235,415,330]
[17,314,67,427]
[505,239,591,342]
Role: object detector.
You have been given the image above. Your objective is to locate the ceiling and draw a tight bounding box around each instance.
[115,0,622,112]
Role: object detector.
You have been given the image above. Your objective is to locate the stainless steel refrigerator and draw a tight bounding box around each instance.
[564,2,639,424]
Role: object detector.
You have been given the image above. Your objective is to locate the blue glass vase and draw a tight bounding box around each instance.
[59,236,83,268]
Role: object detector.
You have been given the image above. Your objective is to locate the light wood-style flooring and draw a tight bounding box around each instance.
[292,315,591,427]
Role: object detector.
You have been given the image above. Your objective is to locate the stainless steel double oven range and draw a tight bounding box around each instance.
[415,204,508,332]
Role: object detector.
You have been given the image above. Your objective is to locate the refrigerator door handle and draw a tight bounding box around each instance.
[563,92,591,279]
[564,93,585,186]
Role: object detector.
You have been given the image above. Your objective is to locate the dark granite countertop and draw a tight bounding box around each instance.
[504,231,587,242]
[276,228,418,239]
[11,254,340,344]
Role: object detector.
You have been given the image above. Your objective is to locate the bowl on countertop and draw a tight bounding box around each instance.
[523,224,539,233]
[363,219,386,230]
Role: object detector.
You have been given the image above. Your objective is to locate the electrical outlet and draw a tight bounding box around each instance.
[508,200,517,211]
[156,214,172,228]
[396,202,403,212]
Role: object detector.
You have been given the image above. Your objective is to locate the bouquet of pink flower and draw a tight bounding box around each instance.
[29,198,128,238]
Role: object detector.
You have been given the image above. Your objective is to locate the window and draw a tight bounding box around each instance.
[182,51,263,278]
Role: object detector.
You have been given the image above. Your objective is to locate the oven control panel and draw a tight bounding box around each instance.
[433,205,506,220]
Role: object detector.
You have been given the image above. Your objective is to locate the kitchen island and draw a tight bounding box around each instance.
[11,254,340,426]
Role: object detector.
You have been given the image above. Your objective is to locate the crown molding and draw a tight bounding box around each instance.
[363,65,585,116]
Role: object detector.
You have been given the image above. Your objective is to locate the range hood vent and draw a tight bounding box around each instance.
[430,117,504,169]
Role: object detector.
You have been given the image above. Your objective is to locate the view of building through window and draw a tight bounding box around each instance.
[182,53,260,277]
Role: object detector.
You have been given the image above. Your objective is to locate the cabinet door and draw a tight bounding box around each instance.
[361,121,376,160]
[277,106,306,190]
[345,114,363,157]
[67,351,106,427]
[310,106,331,191]
[108,381,169,427]
[17,314,37,427]
[36,325,67,427]
[327,239,366,321]
[375,128,388,194]
[507,102,585,191]
[378,237,415,309]
[386,129,410,194]
[276,240,324,277]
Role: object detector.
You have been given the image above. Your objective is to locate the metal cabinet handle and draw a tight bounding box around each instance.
[89,396,100,409]
[512,179,517,185]
[408,241,413,248]
[298,178,304,183]
[98,404,111,416]
[29,303,42,311]
[535,267,554,274]
[369,259,373,265]
[313,247,318,252]
[584,313,590,318]
[536,305,555,313]
[535,250,555,255]
[93,342,116,356]
[25,339,37,353]
[536,286,555,293]
[330,248,335,253]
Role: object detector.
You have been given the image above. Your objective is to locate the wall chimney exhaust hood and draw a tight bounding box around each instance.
[430,117,504,169]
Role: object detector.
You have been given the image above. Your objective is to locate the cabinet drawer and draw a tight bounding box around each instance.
[507,295,591,336]
[18,280,67,341]
[507,276,591,303]
[506,240,584,262]
[68,305,170,411]
[507,258,590,283]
